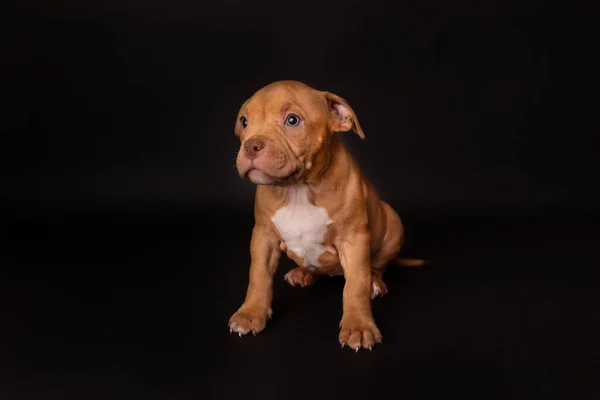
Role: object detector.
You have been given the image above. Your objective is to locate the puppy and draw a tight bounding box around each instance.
[228,80,426,351]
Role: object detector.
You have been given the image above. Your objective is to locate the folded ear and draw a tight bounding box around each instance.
[323,91,365,139]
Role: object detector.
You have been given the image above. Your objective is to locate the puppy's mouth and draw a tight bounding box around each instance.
[245,166,303,185]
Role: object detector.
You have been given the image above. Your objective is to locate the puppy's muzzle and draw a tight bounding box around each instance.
[243,138,266,160]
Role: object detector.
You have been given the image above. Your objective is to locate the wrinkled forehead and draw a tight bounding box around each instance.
[240,85,327,119]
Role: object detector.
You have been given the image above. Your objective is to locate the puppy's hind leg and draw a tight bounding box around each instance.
[370,201,404,299]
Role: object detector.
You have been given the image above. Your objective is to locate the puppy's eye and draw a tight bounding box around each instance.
[285,114,301,127]
[240,116,248,128]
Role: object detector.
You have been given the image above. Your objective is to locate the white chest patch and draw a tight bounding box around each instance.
[271,186,333,268]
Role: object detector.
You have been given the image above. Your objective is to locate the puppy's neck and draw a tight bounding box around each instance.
[277,135,355,204]
[304,134,354,189]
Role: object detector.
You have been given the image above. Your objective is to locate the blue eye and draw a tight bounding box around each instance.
[285,114,301,127]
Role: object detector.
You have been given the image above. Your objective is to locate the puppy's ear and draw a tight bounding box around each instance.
[323,92,365,139]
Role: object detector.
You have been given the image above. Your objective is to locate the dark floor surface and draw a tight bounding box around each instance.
[2,207,599,399]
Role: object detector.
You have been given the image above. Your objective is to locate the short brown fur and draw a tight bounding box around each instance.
[229,81,426,351]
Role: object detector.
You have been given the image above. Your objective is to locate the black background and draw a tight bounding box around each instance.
[2,1,599,399]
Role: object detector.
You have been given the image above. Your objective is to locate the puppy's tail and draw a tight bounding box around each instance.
[390,257,432,267]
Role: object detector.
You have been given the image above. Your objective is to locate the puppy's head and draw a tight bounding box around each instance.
[235,80,364,185]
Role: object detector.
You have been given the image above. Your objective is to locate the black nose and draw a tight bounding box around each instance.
[244,138,266,160]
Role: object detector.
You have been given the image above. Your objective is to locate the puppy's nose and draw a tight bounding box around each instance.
[244,138,266,160]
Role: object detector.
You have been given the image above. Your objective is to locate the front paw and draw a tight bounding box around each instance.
[229,304,272,336]
[339,314,382,352]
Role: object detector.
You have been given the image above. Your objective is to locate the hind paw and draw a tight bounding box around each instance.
[284,267,317,287]
[371,275,388,299]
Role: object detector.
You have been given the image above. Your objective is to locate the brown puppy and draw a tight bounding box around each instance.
[228,80,426,351]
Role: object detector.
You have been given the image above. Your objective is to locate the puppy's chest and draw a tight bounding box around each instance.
[271,187,333,267]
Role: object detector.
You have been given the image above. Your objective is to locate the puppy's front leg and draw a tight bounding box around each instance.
[338,232,382,351]
[229,225,281,336]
